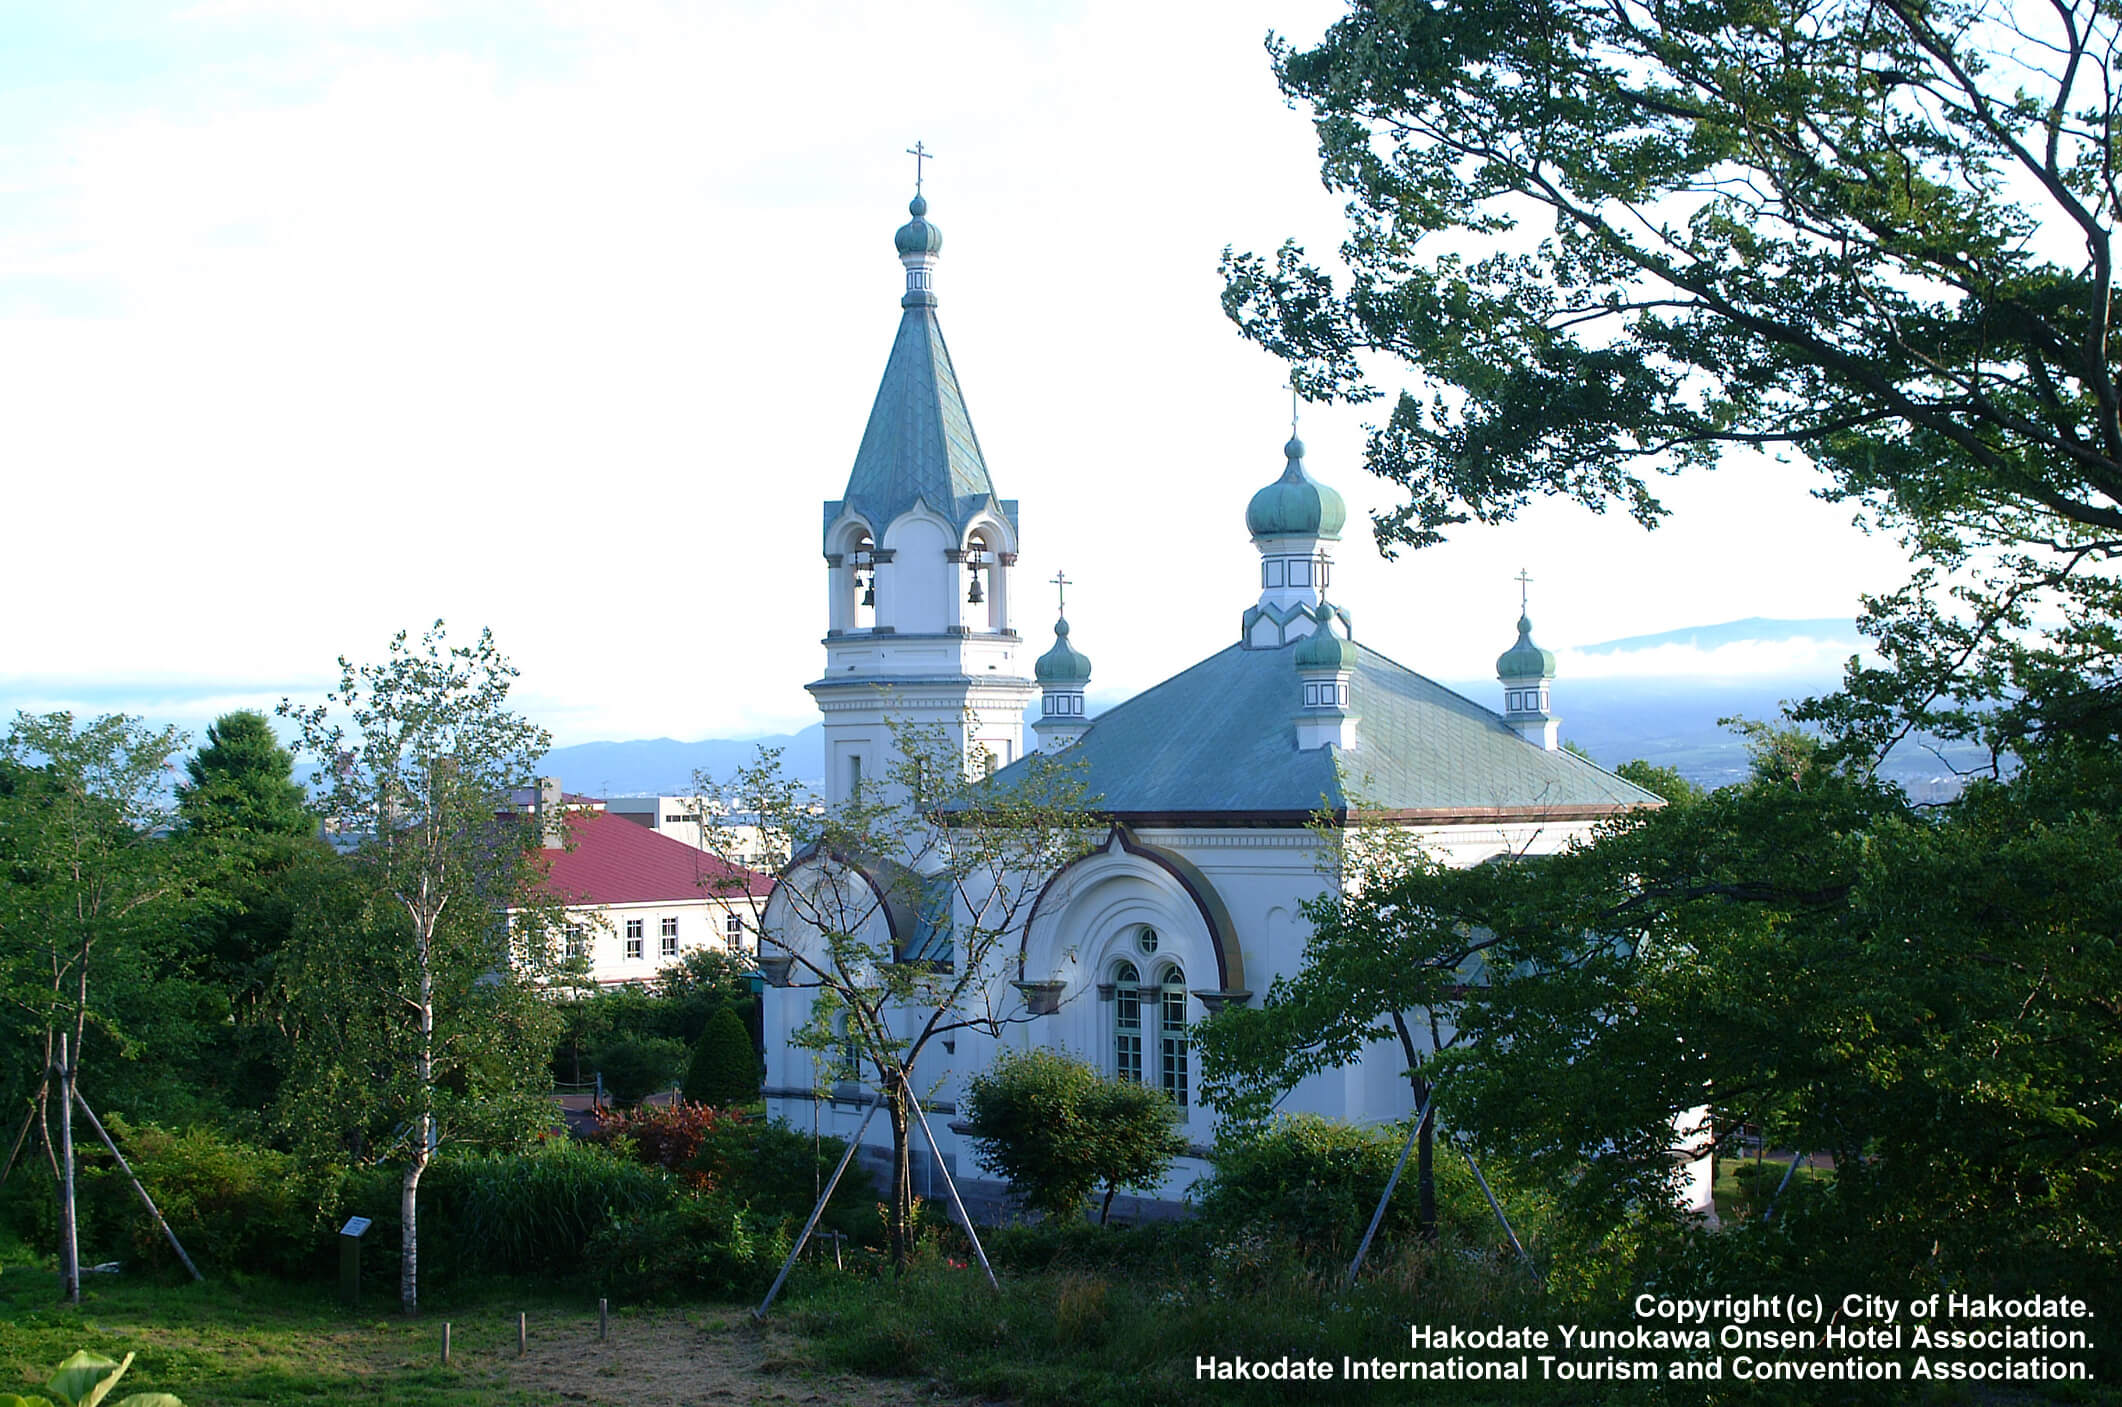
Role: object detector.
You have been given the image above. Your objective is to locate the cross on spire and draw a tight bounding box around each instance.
[1050,568,1071,617]
[1516,568,1533,612]
[1283,381,1301,440]
[906,140,935,195]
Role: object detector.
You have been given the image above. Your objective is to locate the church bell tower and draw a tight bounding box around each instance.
[810,166,1035,805]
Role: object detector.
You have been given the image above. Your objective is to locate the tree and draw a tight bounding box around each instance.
[172,711,322,1114]
[702,723,1096,1271]
[683,1006,760,1108]
[276,623,564,1313]
[1222,0,2122,755]
[962,1049,1186,1224]
[0,712,189,1302]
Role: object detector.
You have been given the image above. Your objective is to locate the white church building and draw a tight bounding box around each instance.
[758,187,1675,1209]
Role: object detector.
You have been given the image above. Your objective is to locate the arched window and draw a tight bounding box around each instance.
[1158,964,1188,1106]
[850,530,878,630]
[1113,960,1143,1085]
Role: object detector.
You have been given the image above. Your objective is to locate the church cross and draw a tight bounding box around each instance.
[1283,381,1301,440]
[1050,568,1071,617]
[1516,568,1533,611]
[906,141,935,195]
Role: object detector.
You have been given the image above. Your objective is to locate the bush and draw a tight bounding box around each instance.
[1195,1115,1432,1257]
[336,1140,677,1283]
[77,1122,327,1278]
[590,1034,689,1105]
[584,1193,791,1300]
[962,1050,1186,1223]
[586,1101,732,1187]
[682,1006,760,1107]
[692,1114,880,1241]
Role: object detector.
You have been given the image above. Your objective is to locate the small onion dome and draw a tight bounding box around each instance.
[1035,617,1093,684]
[894,194,944,255]
[1496,614,1557,680]
[1245,437,1347,540]
[1293,604,1355,670]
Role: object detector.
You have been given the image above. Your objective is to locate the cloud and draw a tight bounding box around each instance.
[1558,635,1871,681]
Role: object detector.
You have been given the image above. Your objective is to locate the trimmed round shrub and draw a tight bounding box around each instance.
[683,1006,761,1107]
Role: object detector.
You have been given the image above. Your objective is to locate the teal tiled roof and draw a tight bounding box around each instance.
[984,640,1659,821]
[825,300,1011,541]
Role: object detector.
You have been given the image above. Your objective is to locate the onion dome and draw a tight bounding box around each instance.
[1035,617,1093,684]
[1245,437,1347,541]
[1496,614,1557,679]
[1293,603,1355,670]
[894,195,944,255]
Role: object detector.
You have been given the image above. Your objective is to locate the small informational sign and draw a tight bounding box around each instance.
[340,1216,372,1238]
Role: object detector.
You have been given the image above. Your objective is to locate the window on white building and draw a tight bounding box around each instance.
[1113,961,1143,1085]
[725,911,743,940]
[624,918,644,960]
[564,925,587,959]
[660,915,679,957]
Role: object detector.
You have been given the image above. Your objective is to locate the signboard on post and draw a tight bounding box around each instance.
[339,1216,371,1305]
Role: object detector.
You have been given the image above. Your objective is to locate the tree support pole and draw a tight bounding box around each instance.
[754,1097,884,1321]
[0,1082,47,1198]
[72,1087,203,1282]
[1456,1139,1540,1288]
[1346,1082,1439,1288]
[55,1037,80,1305]
[909,1095,998,1292]
[1761,1150,1806,1223]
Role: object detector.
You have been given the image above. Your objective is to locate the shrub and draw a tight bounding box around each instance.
[692,1114,880,1241]
[77,1122,326,1278]
[335,1140,676,1282]
[682,1006,760,1107]
[584,1193,791,1300]
[1196,1115,1430,1256]
[962,1050,1186,1222]
[587,1101,738,1188]
[590,1034,689,1105]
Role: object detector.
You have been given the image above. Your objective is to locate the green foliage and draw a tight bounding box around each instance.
[175,713,310,843]
[1196,1115,1465,1258]
[336,1141,674,1284]
[582,1194,791,1301]
[589,1034,687,1106]
[682,1007,761,1107]
[1611,759,1702,806]
[961,1050,1185,1223]
[1,1350,182,1407]
[76,1123,326,1279]
[587,1101,730,1186]
[276,622,564,1311]
[1224,0,2122,757]
[691,1115,879,1240]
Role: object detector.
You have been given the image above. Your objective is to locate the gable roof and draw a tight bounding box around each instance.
[988,639,1661,824]
[535,810,772,907]
[825,301,1013,539]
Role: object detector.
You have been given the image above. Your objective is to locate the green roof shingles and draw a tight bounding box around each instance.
[827,304,1012,538]
[1004,640,1660,822]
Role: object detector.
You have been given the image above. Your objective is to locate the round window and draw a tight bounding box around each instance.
[1138,926,1159,954]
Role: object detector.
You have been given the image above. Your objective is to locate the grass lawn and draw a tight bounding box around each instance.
[0,1260,964,1406]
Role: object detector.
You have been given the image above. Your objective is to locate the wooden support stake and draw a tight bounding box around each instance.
[755,1096,884,1320]
[1347,1083,1438,1288]
[72,1087,203,1282]
[910,1095,998,1292]
[56,1037,80,1305]
[517,1312,527,1356]
[598,1298,608,1342]
[441,1322,451,1365]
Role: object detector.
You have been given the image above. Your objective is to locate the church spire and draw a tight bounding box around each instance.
[1497,570,1560,750]
[1032,573,1094,752]
[1241,422,1349,648]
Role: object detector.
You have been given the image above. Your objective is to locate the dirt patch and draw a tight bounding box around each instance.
[502,1307,987,1406]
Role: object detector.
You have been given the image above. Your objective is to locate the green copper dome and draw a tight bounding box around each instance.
[1246,437,1347,541]
[894,195,944,255]
[1293,604,1355,670]
[1496,615,1557,680]
[1035,617,1093,684]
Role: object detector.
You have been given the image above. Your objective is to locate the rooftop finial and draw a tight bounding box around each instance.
[1515,567,1534,626]
[1284,381,1301,440]
[1050,567,1071,618]
[906,140,935,196]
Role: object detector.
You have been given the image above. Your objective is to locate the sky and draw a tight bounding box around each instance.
[0,1,1917,749]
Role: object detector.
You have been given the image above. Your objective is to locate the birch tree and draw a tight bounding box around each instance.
[278,623,563,1313]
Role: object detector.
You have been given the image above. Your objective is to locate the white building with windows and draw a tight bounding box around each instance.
[758,191,1698,1212]
[527,783,772,987]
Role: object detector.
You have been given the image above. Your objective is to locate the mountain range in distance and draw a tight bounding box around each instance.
[540,618,1982,801]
